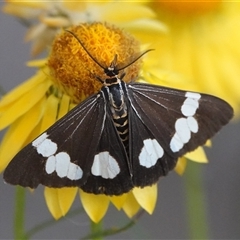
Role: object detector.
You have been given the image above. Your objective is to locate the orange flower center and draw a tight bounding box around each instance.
[48,23,141,103]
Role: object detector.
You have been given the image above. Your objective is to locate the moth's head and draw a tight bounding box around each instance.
[104,55,119,77]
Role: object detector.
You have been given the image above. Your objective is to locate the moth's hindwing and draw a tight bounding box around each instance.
[127,83,233,187]
[81,106,133,195]
[128,105,177,187]
[4,94,106,189]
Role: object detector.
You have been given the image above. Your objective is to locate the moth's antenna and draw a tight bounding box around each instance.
[65,30,154,73]
[65,30,106,70]
[117,49,154,71]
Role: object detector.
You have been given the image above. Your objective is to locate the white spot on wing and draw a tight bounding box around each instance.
[38,139,57,157]
[139,139,164,168]
[175,118,191,143]
[75,166,83,180]
[45,151,83,180]
[55,152,70,178]
[45,155,56,174]
[187,116,198,133]
[67,163,83,180]
[170,91,201,152]
[181,92,201,117]
[185,92,201,100]
[170,117,199,152]
[32,133,48,147]
[181,98,199,117]
[91,151,120,179]
[32,133,57,157]
[34,132,83,180]
[170,133,184,153]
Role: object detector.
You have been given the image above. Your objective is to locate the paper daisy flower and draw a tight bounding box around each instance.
[1,1,224,222]
[1,19,229,223]
[0,23,158,222]
[2,0,166,56]
[146,0,240,117]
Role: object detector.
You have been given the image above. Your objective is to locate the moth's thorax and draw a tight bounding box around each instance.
[104,75,121,86]
[103,77,127,115]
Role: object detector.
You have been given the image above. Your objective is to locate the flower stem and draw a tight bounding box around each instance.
[83,210,144,239]
[90,220,103,240]
[25,207,84,238]
[184,161,209,239]
[14,186,27,240]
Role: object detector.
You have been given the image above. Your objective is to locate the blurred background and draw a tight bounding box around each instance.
[0,2,240,239]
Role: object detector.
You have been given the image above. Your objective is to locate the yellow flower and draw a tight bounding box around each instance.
[0,23,158,222]
[145,0,240,117]
[1,1,233,227]
[2,1,166,56]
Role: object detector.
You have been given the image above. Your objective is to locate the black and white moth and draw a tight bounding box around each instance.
[3,31,233,195]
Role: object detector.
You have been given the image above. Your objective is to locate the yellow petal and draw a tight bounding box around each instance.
[41,16,70,28]
[58,94,70,119]
[0,70,47,109]
[69,102,77,111]
[44,188,62,220]
[23,119,43,146]
[27,59,47,67]
[110,194,128,210]
[184,147,208,163]
[2,3,44,19]
[40,94,59,132]
[174,157,187,175]
[79,190,109,223]
[0,78,51,130]
[0,97,45,172]
[123,19,168,43]
[132,185,157,215]
[57,188,78,215]
[205,139,212,147]
[25,23,46,42]
[102,3,156,22]
[4,1,46,9]
[44,187,78,220]
[122,191,140,218]
[63,1,87,11]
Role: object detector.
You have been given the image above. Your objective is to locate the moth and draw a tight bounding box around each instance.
[3,31,233,195]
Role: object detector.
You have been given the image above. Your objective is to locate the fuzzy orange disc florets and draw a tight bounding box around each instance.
[48,22,141,103]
